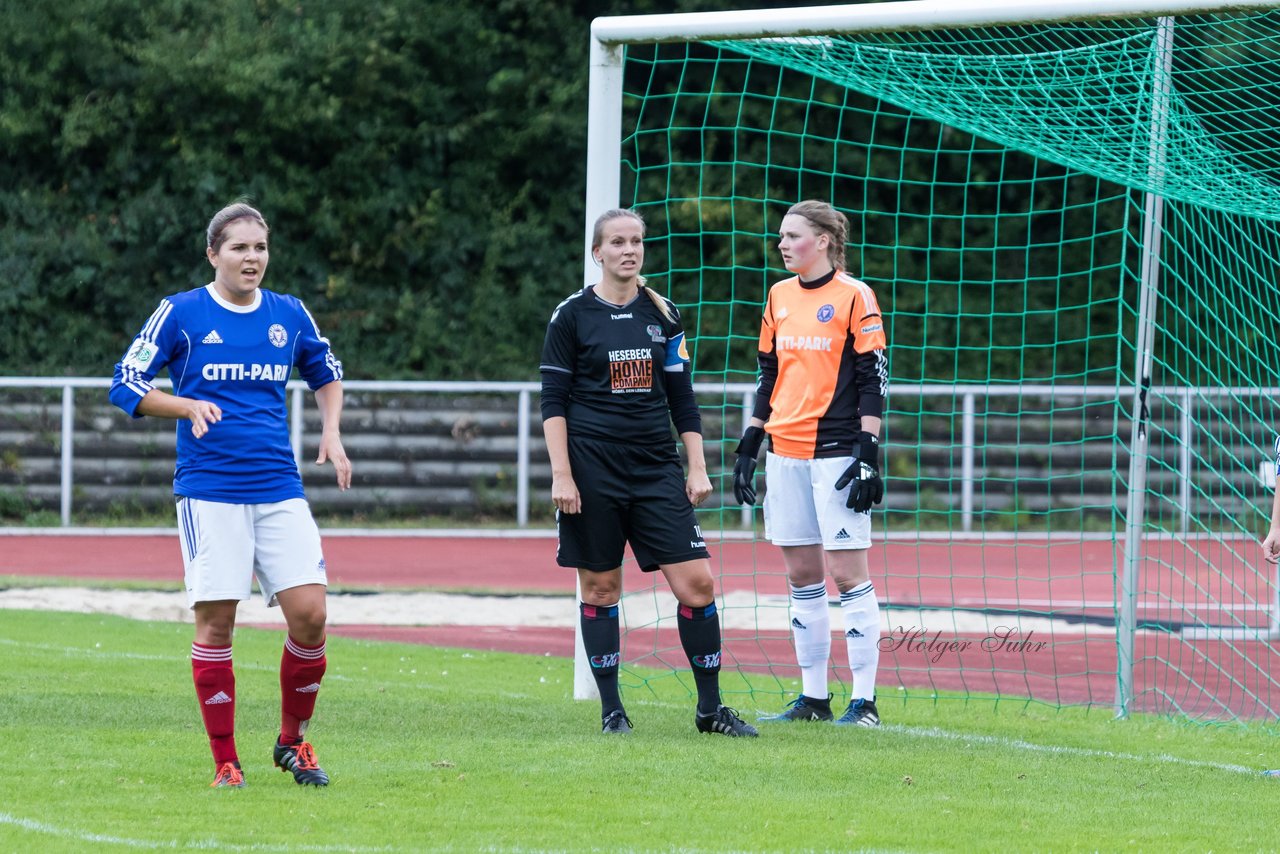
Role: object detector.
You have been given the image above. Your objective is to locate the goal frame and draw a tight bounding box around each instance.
[577,0,1280,714]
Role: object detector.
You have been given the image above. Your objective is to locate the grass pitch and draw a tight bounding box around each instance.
[2,609,1278,853]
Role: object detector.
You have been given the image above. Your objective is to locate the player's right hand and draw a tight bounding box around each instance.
[552,473,581,515]
[1263,529,1280,565]
[733,426,765,506]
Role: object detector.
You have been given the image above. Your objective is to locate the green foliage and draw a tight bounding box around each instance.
[0,0,823,379]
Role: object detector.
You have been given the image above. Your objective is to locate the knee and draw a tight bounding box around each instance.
[196,614,236,647]
[299,603,328,631]
[676,573,715,609]
[580,575,622,605]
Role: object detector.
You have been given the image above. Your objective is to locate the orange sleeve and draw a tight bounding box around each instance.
[758,291,776,353]
[849,285,886,354]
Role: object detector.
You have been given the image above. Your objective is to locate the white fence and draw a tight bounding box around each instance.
[0,377,1271,529]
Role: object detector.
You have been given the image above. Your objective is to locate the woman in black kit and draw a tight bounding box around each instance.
[539,208,757,738]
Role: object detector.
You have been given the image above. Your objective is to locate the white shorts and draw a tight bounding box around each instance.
[176,497,327,608]
[763,453,872,549]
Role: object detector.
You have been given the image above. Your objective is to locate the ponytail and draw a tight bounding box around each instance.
[640,282,675,322]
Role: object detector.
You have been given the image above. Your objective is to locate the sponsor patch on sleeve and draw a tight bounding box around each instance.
[123,337,159,370]
[664,331,690,371]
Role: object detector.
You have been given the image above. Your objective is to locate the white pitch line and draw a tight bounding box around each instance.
[0,813,395,852]
[625,695,1264,777]
[888,725,1260,776]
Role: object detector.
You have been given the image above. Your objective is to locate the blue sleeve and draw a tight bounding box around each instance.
[294,299,344,390]
[108,299,179,419]
[663,331,690,372]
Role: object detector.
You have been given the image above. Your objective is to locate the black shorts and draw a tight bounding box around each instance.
[557,434,709,573]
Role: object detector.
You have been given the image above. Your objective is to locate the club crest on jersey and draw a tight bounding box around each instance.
[646,324,666,343]
[267,324,288,348]
[817,304,835,322]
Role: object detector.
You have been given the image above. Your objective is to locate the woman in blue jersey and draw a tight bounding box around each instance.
[109,202,350,788]
[540,208,756,738]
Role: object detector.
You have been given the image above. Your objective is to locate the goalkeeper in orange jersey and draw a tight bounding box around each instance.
[732,199,887,727]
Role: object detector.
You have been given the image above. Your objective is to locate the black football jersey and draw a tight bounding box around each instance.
[540,286,691,446]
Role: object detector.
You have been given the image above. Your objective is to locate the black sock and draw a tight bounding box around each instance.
[678,602,722,716]
[580,601,623,716]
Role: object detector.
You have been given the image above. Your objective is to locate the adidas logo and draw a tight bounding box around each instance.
[791,617,807,630]
[295,683,321,694]
[204,691,232,705]
[846,627,865,638]
[834,528,851,541]
[202,330,224,344]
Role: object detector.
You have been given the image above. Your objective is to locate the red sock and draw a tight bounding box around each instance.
[280,635,327,743]
[191,643,237,766]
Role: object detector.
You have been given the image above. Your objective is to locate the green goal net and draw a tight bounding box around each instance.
[589,4,1280,722]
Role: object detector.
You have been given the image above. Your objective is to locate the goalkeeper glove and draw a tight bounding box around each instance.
[732,426,765,506]
[835,431,883,513]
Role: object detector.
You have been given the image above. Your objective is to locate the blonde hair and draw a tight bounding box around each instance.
[786,200,848,271]
[591,207,674,322]
[207,201,269,253]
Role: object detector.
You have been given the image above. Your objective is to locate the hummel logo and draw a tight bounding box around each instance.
[295,683,321,694]
[834,528,851,541]
[202,330,224,344]
[204,691,232,705]
[846,627,865,638]
[791,617,807,630]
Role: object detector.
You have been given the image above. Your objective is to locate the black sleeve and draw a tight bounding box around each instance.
[853,347,886,421]
[539,302,577,421]
[752,349,777,422]
[665,367,702,435]
[540,368,573,421]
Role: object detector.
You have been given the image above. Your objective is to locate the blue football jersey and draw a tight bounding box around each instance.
[109,284,344,503]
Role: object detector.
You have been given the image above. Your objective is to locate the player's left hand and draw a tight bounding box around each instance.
[834,431,883,512]
[686,470,713,507]
[317,431,352,491]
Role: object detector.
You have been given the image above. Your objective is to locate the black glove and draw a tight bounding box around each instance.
[732,426,765,506]
[835,431,883,512]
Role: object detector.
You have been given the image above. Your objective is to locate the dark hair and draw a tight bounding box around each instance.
[207,202,269,253]
[786,200,848,270]
[590,208,673,322]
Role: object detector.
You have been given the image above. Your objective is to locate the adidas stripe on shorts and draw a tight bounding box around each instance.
[176,497,327,607]
[762,453,872,549]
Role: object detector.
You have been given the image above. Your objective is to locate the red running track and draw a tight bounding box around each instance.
[5,533,1270,624]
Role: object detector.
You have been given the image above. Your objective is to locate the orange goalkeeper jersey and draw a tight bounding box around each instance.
[756,271,887,459]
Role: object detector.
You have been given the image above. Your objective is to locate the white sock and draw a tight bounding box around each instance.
[789,581,831,700]
[840,581,880,701]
